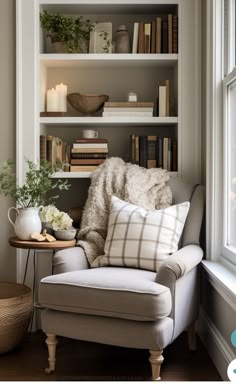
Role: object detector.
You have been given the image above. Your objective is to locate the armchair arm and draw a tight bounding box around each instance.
[53,246,89,275]
[156,244,203,293]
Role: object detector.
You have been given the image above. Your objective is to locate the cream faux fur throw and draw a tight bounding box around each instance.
[77,157,172,265]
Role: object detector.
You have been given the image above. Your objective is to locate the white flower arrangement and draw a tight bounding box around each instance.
[39,205,73,230]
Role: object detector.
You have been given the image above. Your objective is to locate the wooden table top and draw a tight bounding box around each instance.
[9,236,76,250]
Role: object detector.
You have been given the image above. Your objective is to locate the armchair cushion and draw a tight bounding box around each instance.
[92,196,190,272]
[39,267,172,321]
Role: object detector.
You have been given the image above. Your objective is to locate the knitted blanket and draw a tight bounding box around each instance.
[77,157,172,265]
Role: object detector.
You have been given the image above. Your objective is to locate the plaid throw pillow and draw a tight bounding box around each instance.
[91,196,190,272]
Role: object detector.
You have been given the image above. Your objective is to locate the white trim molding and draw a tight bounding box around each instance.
[197,307,235,380]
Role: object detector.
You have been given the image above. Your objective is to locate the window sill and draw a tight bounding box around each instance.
[201,260,236,311]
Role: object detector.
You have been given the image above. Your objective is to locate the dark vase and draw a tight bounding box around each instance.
[115,25,130,53]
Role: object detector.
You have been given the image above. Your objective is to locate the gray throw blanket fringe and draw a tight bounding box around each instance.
[77,157,172,265]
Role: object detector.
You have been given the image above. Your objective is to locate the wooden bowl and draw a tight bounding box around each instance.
[67,93,109,115]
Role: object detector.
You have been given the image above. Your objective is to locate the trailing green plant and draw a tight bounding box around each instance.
[40,10,94,53]
[0,159,71,208]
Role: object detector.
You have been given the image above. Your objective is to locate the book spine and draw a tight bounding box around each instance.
[135,135,140,164]
[156,17,162,53]
[70,158,106,165]
[102,111,153,117]
[151,20,156,53]
[168,14,173,53]
[144,23,151,53]
[147,136,157,168]
[172,139,178,171]
[104,102,154,108]
[163,137,169,170]
[162,20,168,53]
[74,138,107,143]
[172,15,178,54]
[159,86,167,117]
[71,147,108,153]
[158,137,163,168]
[70,165,99,172]
[132,22,139,54]
[46,135,53,168]
[167,138,172,171]
[73,143,108,149]
[138,22,145,53]
[40,135,47,162]
[139,136,148,167]
[165,79,170,117]
[71,153,108,159]
[103,107,153,112]
[130,134,136,163]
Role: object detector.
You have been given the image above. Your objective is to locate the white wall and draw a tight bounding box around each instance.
[0,0,16,281]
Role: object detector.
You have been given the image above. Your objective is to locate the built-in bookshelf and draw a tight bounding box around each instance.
[17,0,201,183]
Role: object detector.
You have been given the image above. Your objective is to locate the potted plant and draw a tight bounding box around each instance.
[40,10,94,53]
[0,159,70,240]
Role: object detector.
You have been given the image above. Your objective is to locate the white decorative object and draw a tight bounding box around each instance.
[46,88,59,112]
[128,92,138,102]
[81,129,98,139]
[8,207,42,240]
[54,228,76,240]
[92,196,190,272]
[89,22,112,53]
[56,83,67,112]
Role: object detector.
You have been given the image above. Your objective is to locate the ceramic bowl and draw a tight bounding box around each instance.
[54,228,77,241]
[67,93,109,115]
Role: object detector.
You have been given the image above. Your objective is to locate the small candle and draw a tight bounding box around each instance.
[47,88,59,112]
[56,83,67,112]
[128,91,138,102]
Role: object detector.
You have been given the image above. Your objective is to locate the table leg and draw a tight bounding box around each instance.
[23,248,31,285]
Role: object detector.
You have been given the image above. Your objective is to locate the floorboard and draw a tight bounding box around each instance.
[0,331,222,381]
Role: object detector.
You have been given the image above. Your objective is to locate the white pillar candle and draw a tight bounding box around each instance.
[47,88,59,112]
[56,83,67,112]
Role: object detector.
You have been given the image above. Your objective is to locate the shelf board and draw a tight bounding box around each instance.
[40,53,178,68]
[52,170,179,179]
[40,116,178,126]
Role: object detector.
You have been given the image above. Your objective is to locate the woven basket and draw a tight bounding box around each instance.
[0,283,33,354]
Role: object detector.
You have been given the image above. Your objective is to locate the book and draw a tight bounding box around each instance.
[74,138,107,143]
[102,111,153,117]
[144,23,151,53]
[89,22,112,53]
[73,143,108,149]
[162,19,168,53]
[157,137,163,168]
[70,165,99,172]
[104,102,154,108]
[138,22,145,53]
[71,147,108,154]
[132,22,139,53]
[46,135,53,168]
[167,138,172,171]
[40,135,47,162]
[139,136,148,167]
[163,137,169,170]
[172,140,177,171]
[159,85,166,117]
[172,15,178,53]
[135,135,139,164]
[151,20,156,53]
[165,79,170,117]
[156,17,162,53]
[71,153,108,159]
[147,136,157,168]
[103,107,153,112]
[168,14,173,53]
[70,158,105,165]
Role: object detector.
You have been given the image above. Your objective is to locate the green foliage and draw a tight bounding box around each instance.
[40,10,94,53]
[0,159,70,208]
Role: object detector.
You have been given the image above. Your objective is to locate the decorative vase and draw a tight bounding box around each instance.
[8,207,42,241]
[115,25,130,53]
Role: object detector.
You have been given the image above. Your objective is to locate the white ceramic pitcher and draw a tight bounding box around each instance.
[8,207,42,240]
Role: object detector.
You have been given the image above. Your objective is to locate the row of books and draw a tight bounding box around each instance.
[70,138,109,172]
[102,101,154,117]
[132,14,178,54]
[40,135,70,170]
[130,134,177,171]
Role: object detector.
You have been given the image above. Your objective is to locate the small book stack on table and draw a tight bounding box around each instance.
[70,139,109,172]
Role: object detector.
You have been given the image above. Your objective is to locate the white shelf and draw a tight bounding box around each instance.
[40,53,178,68]
[52,170,179,179]
[40,116,178,126]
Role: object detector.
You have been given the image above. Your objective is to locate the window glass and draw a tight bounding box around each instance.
[228,80,236,249]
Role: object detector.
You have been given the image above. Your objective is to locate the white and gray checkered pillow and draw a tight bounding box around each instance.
[91,196,190,272]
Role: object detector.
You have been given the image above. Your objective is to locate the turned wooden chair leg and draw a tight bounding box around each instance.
[149,350,164,381]
[187,322,197,351]
[45,333,57,374]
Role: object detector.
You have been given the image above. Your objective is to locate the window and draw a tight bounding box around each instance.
[223,0,236,266]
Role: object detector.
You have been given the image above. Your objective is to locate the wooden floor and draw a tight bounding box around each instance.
[0,331,221,381]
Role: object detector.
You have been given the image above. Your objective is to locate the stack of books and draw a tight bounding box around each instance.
[158,79,170,117]
[102,102,154,117]
[132,14,178,54]
[70,138,109,172]
[130,134,177,171]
